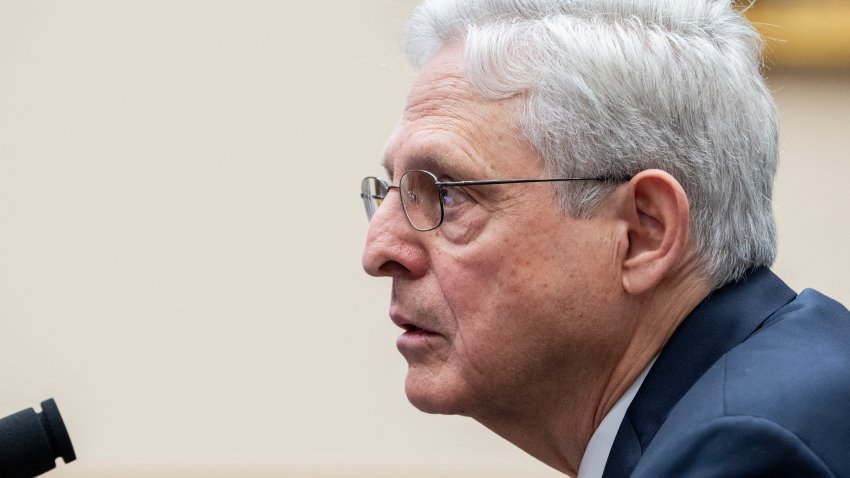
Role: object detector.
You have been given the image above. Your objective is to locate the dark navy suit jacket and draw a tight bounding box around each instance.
[602,268,850,477]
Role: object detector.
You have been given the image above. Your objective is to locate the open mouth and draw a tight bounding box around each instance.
[402,324,437,336]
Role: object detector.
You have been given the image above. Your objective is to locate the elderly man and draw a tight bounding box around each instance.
[361,0,850,476]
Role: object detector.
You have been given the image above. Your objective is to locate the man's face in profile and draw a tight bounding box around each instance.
[362,42,628,419]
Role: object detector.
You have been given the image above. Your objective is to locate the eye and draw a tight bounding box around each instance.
[440,186,470,208]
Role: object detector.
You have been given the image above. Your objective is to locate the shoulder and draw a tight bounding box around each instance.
[723,289,850,412]
[634,289,850,477]
[722,289,850,420]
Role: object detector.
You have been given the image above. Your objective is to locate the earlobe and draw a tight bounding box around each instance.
[619,170,691,295]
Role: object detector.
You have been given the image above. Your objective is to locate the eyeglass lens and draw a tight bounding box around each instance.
[361,177,388,220]
[361,171,444,231]
[399,170,442,231]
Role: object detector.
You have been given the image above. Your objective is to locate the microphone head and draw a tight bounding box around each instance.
[38,399,76,465]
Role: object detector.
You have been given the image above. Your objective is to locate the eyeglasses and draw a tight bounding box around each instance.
[361,169,630,231]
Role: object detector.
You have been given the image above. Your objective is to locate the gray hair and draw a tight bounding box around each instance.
[403,0,779,288]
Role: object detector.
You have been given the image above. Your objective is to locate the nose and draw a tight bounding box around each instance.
[362,189,428,279]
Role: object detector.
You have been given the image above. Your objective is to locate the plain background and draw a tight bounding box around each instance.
[0,2,847,477]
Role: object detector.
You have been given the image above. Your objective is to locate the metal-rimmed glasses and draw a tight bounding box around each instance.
[361,170,631,232]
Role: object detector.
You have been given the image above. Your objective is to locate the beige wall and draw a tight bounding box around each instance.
[769,72,850,305]
[0,2,846,477]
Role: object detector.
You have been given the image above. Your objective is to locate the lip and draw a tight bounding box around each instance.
[389,309,438,334]
[389,310,443,351]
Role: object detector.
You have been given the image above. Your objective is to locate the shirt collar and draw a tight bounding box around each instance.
[577,358,656,478]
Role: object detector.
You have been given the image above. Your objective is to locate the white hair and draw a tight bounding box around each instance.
[403,0,779,288]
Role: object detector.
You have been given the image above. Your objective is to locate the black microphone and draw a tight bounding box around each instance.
[0,398,76,478]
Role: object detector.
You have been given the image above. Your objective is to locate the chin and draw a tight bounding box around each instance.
[404,370,469,415]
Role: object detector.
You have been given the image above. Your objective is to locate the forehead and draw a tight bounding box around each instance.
[383,44,541,180]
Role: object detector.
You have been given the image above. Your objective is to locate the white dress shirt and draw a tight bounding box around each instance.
[577,359,656,478]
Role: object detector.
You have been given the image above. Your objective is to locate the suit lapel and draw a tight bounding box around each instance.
[602,268,796,477]
[603,414,642,478]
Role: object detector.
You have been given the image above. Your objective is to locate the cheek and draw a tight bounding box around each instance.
[433,242,509,320]
[437,224,570,323]
[433,238,543,359]
[439,227,608,345]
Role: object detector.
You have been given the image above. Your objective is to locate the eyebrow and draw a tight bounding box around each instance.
[383,154,472,183]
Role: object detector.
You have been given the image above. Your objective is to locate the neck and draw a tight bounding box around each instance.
[595,265,710,423]
[471,382,604,475]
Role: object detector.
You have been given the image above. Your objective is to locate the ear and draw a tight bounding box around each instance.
[617,169,691,295]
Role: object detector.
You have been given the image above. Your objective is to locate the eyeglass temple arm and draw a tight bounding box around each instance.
[437,176,632,187]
